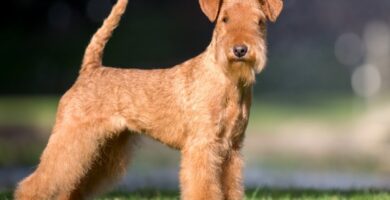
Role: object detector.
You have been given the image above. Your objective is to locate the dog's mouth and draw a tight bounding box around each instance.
[229,56,256,66]
[229,58,257,73]
[232,57,246,62]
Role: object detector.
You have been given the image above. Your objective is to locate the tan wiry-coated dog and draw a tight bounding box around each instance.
[14,0,283,199]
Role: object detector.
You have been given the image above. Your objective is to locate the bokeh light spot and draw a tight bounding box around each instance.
[335,33,364,66]
[351,64,381,98]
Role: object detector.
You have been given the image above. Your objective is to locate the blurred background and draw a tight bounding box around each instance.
[1,0,390,192]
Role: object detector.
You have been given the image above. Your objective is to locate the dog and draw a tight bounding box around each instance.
[14,0,283,199]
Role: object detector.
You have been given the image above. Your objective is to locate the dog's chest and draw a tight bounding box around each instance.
[220,87,251,143]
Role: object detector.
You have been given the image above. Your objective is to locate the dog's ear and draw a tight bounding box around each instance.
[199,0,221,22]
[260,0,283,22]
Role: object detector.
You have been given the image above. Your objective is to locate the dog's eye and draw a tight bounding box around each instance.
[222,17,229,23]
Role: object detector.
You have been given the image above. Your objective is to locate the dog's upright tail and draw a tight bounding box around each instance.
[81,0,128,72]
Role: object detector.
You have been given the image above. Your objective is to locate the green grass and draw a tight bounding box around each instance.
[1,189,390,200]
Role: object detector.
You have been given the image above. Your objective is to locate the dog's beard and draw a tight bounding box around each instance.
[230,61,256,85]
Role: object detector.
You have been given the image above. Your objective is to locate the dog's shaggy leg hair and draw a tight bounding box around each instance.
[14,118,137,200]
[14,122,103,199]
[57,132,137,199]
[222,150,244,200]
[179,140,227,200]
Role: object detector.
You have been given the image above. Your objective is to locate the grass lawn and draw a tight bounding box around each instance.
[1,189,390,200]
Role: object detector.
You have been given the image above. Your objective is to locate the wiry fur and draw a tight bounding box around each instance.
[81,0,128,72]
[14,0,283,199]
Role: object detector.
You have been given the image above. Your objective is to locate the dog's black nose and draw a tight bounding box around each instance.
[233,45,248,58]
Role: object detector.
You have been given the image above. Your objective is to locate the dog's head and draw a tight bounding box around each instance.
[199,0,283,84]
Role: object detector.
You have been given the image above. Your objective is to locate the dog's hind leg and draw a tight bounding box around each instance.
[62,131,138,199]
[14,119,131,200]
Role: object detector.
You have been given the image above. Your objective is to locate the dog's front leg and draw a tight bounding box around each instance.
[179,140,226,200]
[222,149,244,200]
